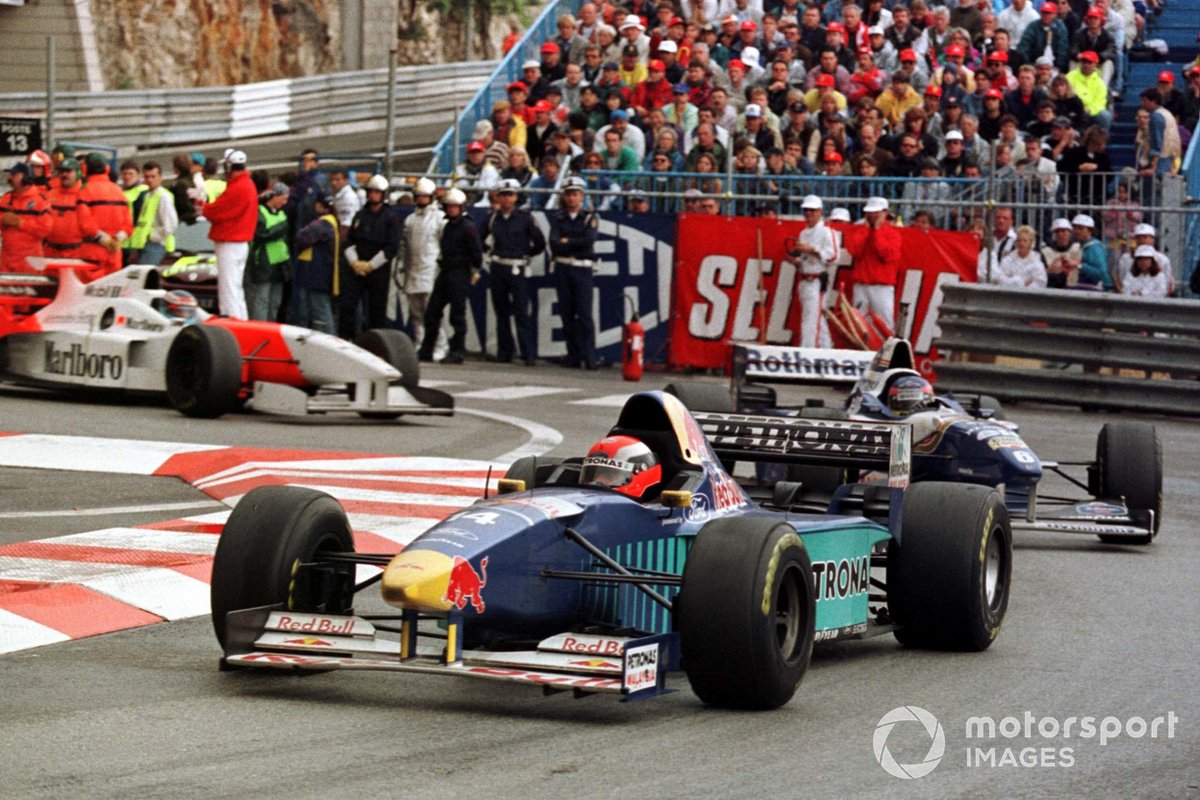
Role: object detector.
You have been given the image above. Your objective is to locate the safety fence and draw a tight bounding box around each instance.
[403,168,1192,292]
[934,283,1200,416]
[427,0,582,175]
[1183,126,1200,297]
[0,62,494,149]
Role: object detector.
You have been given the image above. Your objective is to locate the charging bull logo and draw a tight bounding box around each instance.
[443,556,488,613]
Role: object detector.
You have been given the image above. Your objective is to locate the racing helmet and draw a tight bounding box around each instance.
[580,435,662,500]
[162,289,199,322]
[887,374,934,417]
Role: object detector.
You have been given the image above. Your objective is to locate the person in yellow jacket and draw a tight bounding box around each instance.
[131,161,179,265]
[120,160,148,266]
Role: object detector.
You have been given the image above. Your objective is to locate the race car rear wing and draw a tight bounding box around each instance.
[692,411,912,488]
[731,342,875,385]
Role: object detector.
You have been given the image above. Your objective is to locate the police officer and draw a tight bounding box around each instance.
[483,179,546,366]
[341,174,402,340]
[549,176,600,369]
[419,188,482,365]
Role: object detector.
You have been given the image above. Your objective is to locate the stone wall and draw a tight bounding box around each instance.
[86,0,529,90]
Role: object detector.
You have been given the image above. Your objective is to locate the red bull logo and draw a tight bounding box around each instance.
[443,555,488,613]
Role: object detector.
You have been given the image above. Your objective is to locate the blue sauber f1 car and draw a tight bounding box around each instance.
[702,334,1162,547]
[212,391,1012,710]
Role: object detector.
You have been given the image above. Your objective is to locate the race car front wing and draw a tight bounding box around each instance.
[246,381,454,417]
[221,607,675,701]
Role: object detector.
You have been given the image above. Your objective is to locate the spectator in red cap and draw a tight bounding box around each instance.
[507,81,535,126]
[803,71,849,113]
[848,47,886,104]
[525,100,560,162]
[1156,70,1185,121]
[1017,2,1068,73]
[735,19,759,56]
[448,141,500,206]
[628,59,674,117]
[540,42,566,83]
[1069,7,1115,83]
[822,22,856,69]
[894,47,929,93]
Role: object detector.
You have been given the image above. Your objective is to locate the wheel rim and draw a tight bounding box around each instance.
[984,525,1004,610]
[774,564,808,665]
[168,339,202,399]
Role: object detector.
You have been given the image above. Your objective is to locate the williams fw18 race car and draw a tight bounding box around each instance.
[212,391,1011,709]
[683,333,1162,547]
[0,261,452,419]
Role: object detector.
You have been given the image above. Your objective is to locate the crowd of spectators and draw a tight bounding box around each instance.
[448,0,1197,293]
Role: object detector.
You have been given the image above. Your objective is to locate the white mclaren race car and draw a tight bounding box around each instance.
[0,261,453,419]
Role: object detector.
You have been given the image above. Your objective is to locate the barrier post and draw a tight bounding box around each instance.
[385,45,398,181]
[45,37,55,148]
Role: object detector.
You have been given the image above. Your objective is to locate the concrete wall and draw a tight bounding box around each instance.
[0,0,92,93]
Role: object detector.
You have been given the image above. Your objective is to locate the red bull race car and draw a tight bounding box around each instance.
[0,261,452,419]
[212,391,1012,709]
[674,332,1162,547]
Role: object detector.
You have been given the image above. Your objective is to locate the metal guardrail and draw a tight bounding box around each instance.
[428,0,581,175]
[1182,121,1200,297]
[934,283,1200,416]
[0,62,495,149]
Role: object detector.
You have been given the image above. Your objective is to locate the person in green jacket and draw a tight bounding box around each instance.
[1071,213,1112,290]
[246,183,291,321]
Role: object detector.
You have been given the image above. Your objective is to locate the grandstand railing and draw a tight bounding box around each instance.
[0,62,494,149]
[426,0,583,175]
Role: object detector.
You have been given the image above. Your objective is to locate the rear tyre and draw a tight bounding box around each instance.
[355,329,419,389]
[211,486,356,649]
[888,482,1011,651]
[1096,422,1162,545]
[165,324,242,418]
[664,382,735,413]
[679,518,815,709]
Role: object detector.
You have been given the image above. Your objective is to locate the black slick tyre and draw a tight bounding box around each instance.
[210,486,356,649]
[356,329,420,390]
[678,517,815,709]
[1096,422,1162,545]
[664,382,735,413]
[165,324,242,418]
[978,394,1005,420]
[888,482,1011,651]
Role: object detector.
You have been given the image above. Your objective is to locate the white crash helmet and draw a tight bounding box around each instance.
[497,178,521,194]
[443,187,467,206]
[413,177,436,196]
[366,174,389,192]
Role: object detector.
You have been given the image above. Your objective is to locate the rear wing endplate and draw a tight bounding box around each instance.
[692,411,911,487]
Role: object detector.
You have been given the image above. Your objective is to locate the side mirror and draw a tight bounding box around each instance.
[660,490,692,508]
[497,478,526,494]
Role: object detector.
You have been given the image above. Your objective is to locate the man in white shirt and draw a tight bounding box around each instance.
[328,169,362,236]
[997,0,1040,45]
[976,206,1017,283]
[788,195,840,347]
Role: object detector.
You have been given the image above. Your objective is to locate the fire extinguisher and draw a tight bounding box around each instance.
[622,296,644,382]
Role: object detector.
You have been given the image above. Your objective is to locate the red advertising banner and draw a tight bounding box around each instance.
[669,214,979,377]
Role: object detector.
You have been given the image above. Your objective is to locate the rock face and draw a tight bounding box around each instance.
[88,0,527,89]
[92,0,339,89]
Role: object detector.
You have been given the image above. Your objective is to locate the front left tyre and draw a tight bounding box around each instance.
[211,486,356,649]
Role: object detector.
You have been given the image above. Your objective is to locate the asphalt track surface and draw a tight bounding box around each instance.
[0,363,1197,800]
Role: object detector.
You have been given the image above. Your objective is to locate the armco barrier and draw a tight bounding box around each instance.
[934,283,1200,416]
[0,62,494,149]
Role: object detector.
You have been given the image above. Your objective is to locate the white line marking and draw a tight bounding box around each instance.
[417,379,468,389]
[457,407,563,463]
[456,386,579,401]
[0,501,225,520]
[0,434,224,474]
[569,393,633,407]
[52,528,219,556]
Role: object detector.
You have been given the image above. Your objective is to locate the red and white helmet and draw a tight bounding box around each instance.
[580,435,662,500]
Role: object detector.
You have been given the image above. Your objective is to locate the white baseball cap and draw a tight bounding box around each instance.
[658,40,678,53]
[829,207,851,221]
[745,103,763,118]
[1133,223,1156,237]
[225,150,247,166]
[868,25,885,35]
[620,14,644,30]
[801,194,824,210]
[864,196,889,213]
[740,46,761,67]
[1051,217,1072,232]
[522,59,541,70]
[1133,245,1157,258]
[1071,213,1095,228]
[944,130,964,141]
